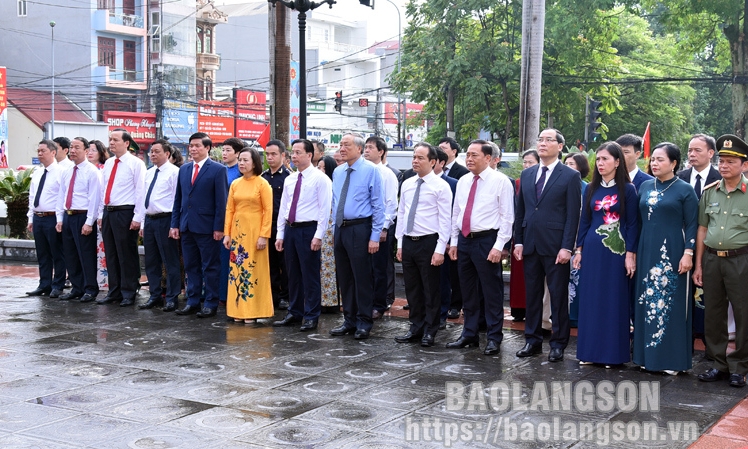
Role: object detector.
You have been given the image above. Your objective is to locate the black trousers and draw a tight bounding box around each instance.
[457,233,504,343]
[102,207,140,300]
[143,214,181,304]
[62,213,98,296]
[32,214,65,291]
[285,225,322,320]
[268,232,289,306]
[402,235,441,335]
[523,252,571,349]
[448,253,463,310]
[181,231,222,309]
[372,223,395,313]
[334,221,374,331]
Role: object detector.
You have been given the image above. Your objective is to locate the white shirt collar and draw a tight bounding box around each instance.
[693,165,711,182]
[601,178,617,187]
[628,167,640,181]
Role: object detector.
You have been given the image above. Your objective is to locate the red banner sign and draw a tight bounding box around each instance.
[103,111,157,144]
[234,89,267,140]
[198,100,235,141]
[384,102,424,125]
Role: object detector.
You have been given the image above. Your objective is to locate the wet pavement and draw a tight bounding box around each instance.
[0,262,746,448]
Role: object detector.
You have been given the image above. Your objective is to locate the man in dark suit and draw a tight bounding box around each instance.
[616,134,652,191]
[170,132,229,318]
[679,133,721,353]
[434,148,458,328]
[439,137,469,180]
[513,128,581,362]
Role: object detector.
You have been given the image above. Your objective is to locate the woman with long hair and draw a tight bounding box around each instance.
[633,142,698,374]
[563,152,591,328]
[573,142,639,367]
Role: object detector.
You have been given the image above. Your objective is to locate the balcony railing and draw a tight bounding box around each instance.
[196,53,221,71]
[109,12,144,28]
[109,68,143,82]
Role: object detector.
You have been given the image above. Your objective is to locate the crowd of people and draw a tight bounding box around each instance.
[24,128,748,388]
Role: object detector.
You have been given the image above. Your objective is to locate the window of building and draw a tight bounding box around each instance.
[98,37,116,68]
[196,26,203,54]
[123,40,136,81]
[204,28,211,54]
[17,0,27,17]
[97,0,114,13]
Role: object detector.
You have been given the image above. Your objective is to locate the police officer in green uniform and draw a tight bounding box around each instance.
[694,134,748,388]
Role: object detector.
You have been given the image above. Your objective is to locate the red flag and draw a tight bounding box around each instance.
[257,123,270,149]
[642,122,651,159]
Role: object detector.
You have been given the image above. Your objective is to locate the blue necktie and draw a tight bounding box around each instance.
[535,166,548,199]
[144,168,159,209]
[33,169,47,208]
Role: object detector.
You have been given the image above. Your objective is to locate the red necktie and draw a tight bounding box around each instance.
[461,175,480,237]
[65,166,78,210]
[288,172,302,223]
[104,158,120,205]
[192,163,199,185]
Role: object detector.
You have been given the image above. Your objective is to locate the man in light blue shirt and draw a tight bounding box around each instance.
[330,133,385,339]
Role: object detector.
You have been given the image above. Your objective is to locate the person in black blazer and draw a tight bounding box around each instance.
[678,133,721,352]
[170,132,229,318]
[616,134,653,192]
[513,129,582,362]
[439,137,469,180]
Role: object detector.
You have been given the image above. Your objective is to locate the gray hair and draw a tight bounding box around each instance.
[345,133,365,153]
[489,141,502,159]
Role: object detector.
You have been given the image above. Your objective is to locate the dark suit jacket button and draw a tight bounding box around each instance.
[535,207,538,210]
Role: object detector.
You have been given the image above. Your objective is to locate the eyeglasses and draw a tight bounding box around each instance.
[537,138,557,143]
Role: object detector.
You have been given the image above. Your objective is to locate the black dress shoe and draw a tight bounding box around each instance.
[548,348,564,362]
[446,336,480,349]
[354,329,370,340]
[447,308,460,319]
[162,302,176,312]
[59,292,83,301]
[96,295,121,305]
[49,289,62,298]
[299,319,318,331]
[79,293,96,303]
[516,343,542,357]
[395,331,423,343]
[26,287,51,296]
[421,334,435,347]
[484,339,500,355]
[730,373,746,388]
[330,324,357,336]
[402,303,410,310]
[278,299,289,310]
[372,310,383,320]
[439,320,447,330]
[119,297,135,307]
[698,368,730,382]
[273,313,302,327]
[139,297,163,309]
[196,307,217,318]
[175,304,200,315]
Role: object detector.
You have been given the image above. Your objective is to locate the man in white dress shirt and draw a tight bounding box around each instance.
[273,139,332,331]
[137,139,181,311]
[53,137,74,171]
[394,142,452,347]
[447,139,515,355]
[96,129,146,307]
[55,137,101,303]
[364,136,399,318]
[26,139,65,298]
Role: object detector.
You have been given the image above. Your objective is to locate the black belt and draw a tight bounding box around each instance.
[34,212,56,217]
[340,216,372,227]
[287,220,317,228]
[105,205,135,212]
[463,229,498,239]
[146,212,171,219]
[706,246,748,258]
[404,233,438,241]
[66,209,87,215]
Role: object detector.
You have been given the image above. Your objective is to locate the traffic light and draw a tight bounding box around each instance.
[359,0,374,8]
[588,98,603,143]
[358,98,369,107]
[334,91,343,113]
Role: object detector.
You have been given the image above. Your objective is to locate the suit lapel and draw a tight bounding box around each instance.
[525,165,539,206]
[189,159,210,192]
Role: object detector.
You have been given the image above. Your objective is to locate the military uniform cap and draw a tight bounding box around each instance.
[716,134,748,159]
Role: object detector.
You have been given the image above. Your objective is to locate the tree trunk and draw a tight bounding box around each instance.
[271,4,291,144]
[446,84,455,137]
[729,2,748,137]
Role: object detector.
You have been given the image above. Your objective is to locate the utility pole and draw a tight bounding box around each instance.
[269,3,290,144]
[518,0,545,151]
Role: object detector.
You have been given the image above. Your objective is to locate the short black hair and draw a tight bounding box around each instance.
[615,134,642,153]
[39,139,58,152]
[189,132,212,149]
[311,140,325,152]
[435,148,449,164]
[540,128,565,145]
[652,142,682,173]
[238,147,263,176]
[563,153,591,179]
[151,138,174,156]
[691,133,716,152]
[222,137,245,153]
[365,136,388,155]
[413,142,437,161]
[523,149,539,163]
[438,137,460,153]
[468,139,493,157]
[265,139,286,153]
[318,156,336,179]
[72,136,90,149]
[291,139,315,155]
[112,128,134,150]
[53,137,70,151]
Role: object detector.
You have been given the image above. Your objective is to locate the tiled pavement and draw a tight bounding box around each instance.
[0,262,745,448]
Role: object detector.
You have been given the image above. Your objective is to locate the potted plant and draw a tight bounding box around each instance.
[0,169,33,239]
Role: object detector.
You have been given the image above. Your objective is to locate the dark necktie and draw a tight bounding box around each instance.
[144,168,159,209]
[288,172,303,223]
[694,174,702,200]
[536,166,549,199]
[461,175,480,237]
[405,178,424,234]
[33,169,47,208]
[335,167,353,227]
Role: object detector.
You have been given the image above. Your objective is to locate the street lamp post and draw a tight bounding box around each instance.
[382,0,403,147]
[50,21,56,139]
[269,0,337,141]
